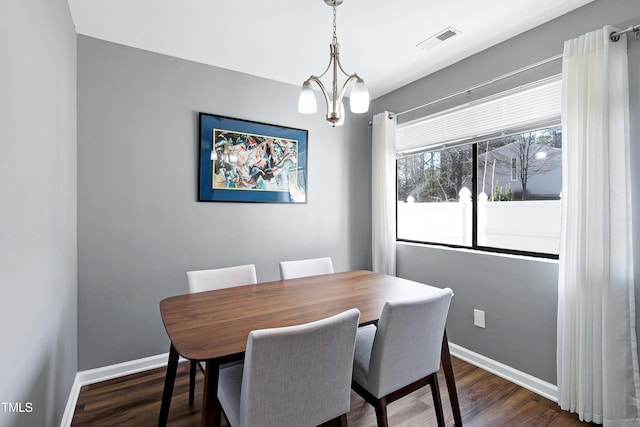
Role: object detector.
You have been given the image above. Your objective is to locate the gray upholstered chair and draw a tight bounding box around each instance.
[351,288,453,427]
[216,308,360,427]
[187,264,257,294]
[279,256,334,280]
[186,264,258,405]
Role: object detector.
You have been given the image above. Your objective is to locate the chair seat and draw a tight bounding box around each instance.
[352,324,376,391]
[218,363,243,427]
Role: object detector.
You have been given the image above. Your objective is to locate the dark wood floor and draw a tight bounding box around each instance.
[71,357,597,426]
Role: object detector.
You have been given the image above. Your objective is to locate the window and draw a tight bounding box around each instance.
[397,145,473,246]
[396,77,562,257]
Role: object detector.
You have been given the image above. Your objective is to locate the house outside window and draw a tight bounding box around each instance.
[396,77,562,257]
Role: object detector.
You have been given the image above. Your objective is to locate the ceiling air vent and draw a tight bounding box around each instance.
[417,27,460,50]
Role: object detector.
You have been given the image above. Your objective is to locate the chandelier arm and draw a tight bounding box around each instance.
[315,48,334,80]
[306,76,332,111]
[333,44,354,78]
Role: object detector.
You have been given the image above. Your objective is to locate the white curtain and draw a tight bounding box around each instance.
[372,112,397,275]
[558,26,640,426]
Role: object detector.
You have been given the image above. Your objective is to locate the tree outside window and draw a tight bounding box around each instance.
[478,126,562,201]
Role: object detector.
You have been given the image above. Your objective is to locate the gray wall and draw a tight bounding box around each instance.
[372,0,640,384]
[77,36,371,370]
[0,0,77,426]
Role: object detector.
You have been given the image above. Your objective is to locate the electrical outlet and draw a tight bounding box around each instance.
[474,309,485,328]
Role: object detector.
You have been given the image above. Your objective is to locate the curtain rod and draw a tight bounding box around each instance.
[391,53,563,119]
[610,23,640,41]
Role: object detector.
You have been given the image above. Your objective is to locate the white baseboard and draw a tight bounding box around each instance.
[59,375,81,427]
[59,352,187,427]
[60,344,558,426]
[448,342,558,402]
[75,352,173,386]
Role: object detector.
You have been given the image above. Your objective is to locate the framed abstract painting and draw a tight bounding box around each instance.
[198,113,308,203]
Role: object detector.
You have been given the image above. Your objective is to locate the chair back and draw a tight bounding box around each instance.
[368,288,453,398]
[279,257,334,280]
[240,309,360,426]
[186,264,257,294]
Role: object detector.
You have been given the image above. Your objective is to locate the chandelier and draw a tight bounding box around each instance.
[297,0,369,127]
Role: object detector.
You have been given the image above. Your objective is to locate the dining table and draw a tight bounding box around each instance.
[158,270,462,427]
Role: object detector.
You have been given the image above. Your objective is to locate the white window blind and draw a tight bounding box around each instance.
[396,76,562,154]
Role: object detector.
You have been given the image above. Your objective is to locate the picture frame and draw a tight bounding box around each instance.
[198,113,308,203]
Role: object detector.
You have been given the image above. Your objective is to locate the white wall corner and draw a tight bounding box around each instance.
[59,352,185,427]
[59,374,81,427]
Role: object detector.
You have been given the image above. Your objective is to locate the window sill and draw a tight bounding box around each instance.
[395,240,560,264]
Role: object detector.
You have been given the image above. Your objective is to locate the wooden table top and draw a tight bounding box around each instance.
[160,270,443,361]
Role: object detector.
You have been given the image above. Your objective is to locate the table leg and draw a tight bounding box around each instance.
[201,359,220,427]
[441,330,462,426]
[158,343,179,427]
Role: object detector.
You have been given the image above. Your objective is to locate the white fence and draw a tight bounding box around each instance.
[397,191,561,254]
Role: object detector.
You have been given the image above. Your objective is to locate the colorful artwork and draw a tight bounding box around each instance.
[211,129,298,192]
[199,114,307,203]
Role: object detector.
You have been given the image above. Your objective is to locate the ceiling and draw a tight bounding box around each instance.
[67,0,593,100]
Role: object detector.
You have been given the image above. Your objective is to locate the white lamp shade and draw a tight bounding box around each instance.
[349,78,369,113]
[298,82,317,114]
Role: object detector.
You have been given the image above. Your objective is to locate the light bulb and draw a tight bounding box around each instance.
[298,81,317,114]
[350,78,369,113]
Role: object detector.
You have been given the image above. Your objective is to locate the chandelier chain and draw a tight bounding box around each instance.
[332,4,337,43]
